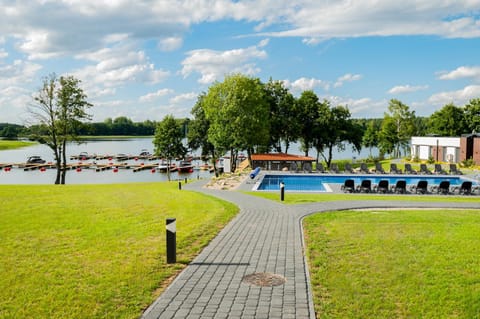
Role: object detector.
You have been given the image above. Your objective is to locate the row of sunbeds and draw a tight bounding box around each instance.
[317,162,464,175]
[341,179,478,195]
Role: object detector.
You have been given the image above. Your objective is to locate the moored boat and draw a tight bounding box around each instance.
[177,160,194,173]
[157,161,176,172]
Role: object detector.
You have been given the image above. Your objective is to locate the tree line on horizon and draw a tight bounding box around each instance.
[153,74,480,173]
[2,73,480,178]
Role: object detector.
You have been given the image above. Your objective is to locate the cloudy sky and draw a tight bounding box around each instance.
[1,0,480,124]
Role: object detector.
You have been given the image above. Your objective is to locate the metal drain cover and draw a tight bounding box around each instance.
[242,272,286,287]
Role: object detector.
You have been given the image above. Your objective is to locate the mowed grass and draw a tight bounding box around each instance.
[247,191,480,204]
[304,209,480,318]
[0,182,237,319]
[0,140,36,150]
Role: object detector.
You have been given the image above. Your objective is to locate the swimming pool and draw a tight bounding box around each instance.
[254,174,478,192]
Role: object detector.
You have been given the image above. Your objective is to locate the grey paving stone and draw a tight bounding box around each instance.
[141,178,479,319]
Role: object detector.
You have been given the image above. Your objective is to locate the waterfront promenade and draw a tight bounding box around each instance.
[142,179,480,319]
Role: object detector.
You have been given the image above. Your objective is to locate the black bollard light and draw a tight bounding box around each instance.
[280,181,285,201]
[166,218,176,263]
[184,177,187,184]
[178,180,182,190]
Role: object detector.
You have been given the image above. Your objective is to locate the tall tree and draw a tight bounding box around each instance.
[427,103,466,136]
[264,79,298,153]
[153,115,186,181]
[378,116,398,157]
[363,119,380,156]
[464,98,480,134]
[29,74,92,184]
[187,93,217,171]
[295,90,320,156]
[314,103,362,168]
[203,74,270,171]
[56,75,92,183]
[379,99,416,157]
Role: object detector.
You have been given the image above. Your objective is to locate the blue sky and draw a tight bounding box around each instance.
[1,0,480,124]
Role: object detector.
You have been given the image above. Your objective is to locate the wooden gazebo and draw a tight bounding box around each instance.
[250,153,315,171]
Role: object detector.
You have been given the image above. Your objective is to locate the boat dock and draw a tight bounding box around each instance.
[69,154,162,161]
[0,161,212,173]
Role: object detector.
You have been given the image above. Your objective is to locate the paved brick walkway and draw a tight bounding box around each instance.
[142,179,480,319]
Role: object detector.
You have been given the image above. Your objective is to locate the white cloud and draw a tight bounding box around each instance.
[428,85,480,106]
[437,66,480,81]
[260,1,480,40]
[283,77,330,93]
[0,59,42,87]
[0,1,478,63]
[388,84,429,94]
[159,37,183,52]
[329,96,386,117]
[73,45,170,91]
[139,88,174,102]
[334,73,362,88]
[169,92,197,105]
[181,40,268,84]
[0,49,8,59]
[0,86,34,123]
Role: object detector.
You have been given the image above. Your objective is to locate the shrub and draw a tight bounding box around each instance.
[461,157,475,168]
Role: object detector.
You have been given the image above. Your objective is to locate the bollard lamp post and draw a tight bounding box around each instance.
[280,181,285,201]
[166,218,176,263]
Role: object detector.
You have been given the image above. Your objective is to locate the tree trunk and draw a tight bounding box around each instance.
[166,158,171,181]
[60,140,67,184]
[51,145,61,185]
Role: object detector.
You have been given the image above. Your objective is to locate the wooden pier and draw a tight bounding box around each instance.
[1,159,213,173]
[69,154,162,161]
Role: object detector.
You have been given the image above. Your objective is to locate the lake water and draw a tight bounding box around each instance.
[0,138,378,184]
[0,138,213,184]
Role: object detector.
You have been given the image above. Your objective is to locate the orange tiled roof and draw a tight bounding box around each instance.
[251,153,314,161]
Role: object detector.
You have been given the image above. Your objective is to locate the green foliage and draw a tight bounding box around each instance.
[295,90,321,156]
[427,156,435,164]
[153,115,186,162]
[314,103,363,167]
[427,103,466,136]
[378,99,416,157]
[461,157,475,168]
[203,74,270,170]
[188,93,214,159]
[362,120,380,151]
[29,73,92,184]
[264,79,298,153]
[464,98,480,133]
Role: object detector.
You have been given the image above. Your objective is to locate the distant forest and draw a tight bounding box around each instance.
[1,116,391,139]
[0,116,189,139]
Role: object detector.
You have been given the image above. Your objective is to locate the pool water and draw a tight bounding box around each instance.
[255,174,477,192]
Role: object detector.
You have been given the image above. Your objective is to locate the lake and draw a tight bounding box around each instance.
[0,138,213,184]
[0,138,378,184]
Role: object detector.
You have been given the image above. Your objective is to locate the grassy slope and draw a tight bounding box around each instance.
[0,140,36,150]
[304,209,480,318]
[0,182,237,319]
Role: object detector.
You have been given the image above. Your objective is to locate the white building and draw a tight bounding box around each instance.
[410,136,460,163]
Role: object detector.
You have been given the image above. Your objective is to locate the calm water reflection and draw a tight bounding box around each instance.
[0,138,212,184]
[0,138,377,184]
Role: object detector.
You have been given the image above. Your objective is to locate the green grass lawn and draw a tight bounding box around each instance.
[0,140,36,150]
[0,182,237,319]
[304,209,480,318]
[246,191,480,204]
